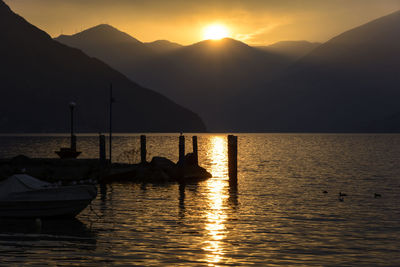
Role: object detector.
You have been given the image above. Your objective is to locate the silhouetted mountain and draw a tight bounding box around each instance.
[0,1,206,133]
[57,24,141,46]
[244,10,400,132]
[55,24,154,75]
[257,41,321,60]
[131,38,294,131]
[145,40,182,53]
[57,30,292,131]
[56,10,400,133]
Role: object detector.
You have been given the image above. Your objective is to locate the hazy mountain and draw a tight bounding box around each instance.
[56,28,292,131]
[257,41,321,60]
[145,40,182,53]
[57,24,141,46]
[57,26,182,54]
[55,24,155,74]
[126,38,295,131]
[55,10,400,132]
[0,1,206,133]
[244,10,400,132]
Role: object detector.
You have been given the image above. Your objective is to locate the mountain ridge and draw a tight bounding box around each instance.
[0,0,206,133]
[257,41,321,60]
[243,9,400,132]
[55,29,295,131]
[55,9,400,132]
[57,24,142,45]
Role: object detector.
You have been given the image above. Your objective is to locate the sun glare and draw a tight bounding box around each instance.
[203,24,230,40]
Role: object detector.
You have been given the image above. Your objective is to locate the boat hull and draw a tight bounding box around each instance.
[0,185,97,218]
[0,199,94,218]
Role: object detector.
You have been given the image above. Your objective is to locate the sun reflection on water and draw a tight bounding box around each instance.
[203,136,229,265]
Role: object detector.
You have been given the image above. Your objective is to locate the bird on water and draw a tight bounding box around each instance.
[338,192,346,202]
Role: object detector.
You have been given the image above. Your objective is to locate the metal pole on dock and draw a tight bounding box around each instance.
[71,135,77,151]
[228,135,238,185]
[140,135,147,164]
[179,133,185,165]
[192,136,198,165]
[99,134,106,165]
[69,102,76,150]
[109,84,113,164]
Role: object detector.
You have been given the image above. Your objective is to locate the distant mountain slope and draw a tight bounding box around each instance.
[245,10,400,132]
[145,40,182,53]
[56,10,400,133]
[57,24,141,46]
[55,24,155,75]
[56,28,292,131]
[128,38,294,131]
[0,1,206,133]
[257,41,321,60]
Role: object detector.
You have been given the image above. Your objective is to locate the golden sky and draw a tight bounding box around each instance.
[4,0,400,45]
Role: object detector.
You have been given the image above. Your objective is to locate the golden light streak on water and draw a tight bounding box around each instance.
[203,136,229,265]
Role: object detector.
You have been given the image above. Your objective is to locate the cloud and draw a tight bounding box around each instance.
[235,25,283,44]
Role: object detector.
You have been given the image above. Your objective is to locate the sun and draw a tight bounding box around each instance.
[203,24,230,40]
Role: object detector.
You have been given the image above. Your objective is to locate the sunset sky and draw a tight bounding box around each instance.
[4,0,400,45]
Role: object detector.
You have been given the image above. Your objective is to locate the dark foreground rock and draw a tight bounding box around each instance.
[100,154,212,184]
[0,155,212,184]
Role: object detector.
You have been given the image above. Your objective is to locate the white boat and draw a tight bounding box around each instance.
[0,174,97,218]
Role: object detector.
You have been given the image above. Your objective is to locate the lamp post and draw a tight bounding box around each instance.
[55,101,81,159]
[69,101,76,151]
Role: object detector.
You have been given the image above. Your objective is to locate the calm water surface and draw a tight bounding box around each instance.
[0,134,400,266]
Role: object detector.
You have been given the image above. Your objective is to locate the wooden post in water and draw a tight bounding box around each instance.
[192,136,198,165]
[99,134,106,165]
[140,135,147,164]
[179,134,185,165]
[228,135,238,185]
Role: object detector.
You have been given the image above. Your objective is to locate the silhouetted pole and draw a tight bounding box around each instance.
[109,84,114,164]
[192,136,198,165]
[71,135,77,151]
[228,135,238,185]
[99,134,106,165]
[69,102,76,151]
[179,134,185,165]
[140,135,147,164]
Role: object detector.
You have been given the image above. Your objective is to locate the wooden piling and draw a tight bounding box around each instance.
[192,136,198,165]
[179,134,185,165]
[228,135,238,184]
[140,135,147,164]
[99,134,106,165]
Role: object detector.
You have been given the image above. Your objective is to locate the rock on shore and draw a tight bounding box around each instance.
[0,154,212,184]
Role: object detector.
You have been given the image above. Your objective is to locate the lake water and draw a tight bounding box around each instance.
[0,134,400,266]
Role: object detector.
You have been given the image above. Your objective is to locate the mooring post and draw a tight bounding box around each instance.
[228,135,238,184]
[99,134,106,165]
[179,134,185,165]
[140,135,147,164]
[192,136,198,165]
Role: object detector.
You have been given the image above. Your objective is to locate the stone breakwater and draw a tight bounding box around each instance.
[0,154,212,184]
